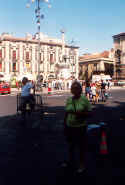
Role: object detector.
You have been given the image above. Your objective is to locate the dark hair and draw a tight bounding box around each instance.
[86,81,90,87]
[22,77,28,85]
[71,81,82,94]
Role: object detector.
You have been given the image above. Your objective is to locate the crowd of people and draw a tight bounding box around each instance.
[43,79,73,91]
[84,80,112,104]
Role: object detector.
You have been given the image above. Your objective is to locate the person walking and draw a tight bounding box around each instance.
[91,83,96,104]
[101,80,106,102]
[95,81,101,103]
[85,81,91,101]
[63,81,91,174]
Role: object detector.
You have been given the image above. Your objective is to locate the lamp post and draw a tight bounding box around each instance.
[26,0,51,83]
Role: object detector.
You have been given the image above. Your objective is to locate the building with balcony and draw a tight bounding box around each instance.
[79,50,114,81]
[0,32,79,81]
[113,32,125,80]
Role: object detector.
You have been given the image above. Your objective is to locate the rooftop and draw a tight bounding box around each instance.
[79,51,109,61]
[0,33,79,49]
[113,32,125,38]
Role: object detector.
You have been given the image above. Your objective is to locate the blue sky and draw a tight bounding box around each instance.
[0,0,125,55]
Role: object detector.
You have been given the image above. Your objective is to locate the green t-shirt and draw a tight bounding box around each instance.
[65,95,91,127]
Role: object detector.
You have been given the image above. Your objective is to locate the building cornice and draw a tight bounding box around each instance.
[0,36,79,49]
[79,57,114,64]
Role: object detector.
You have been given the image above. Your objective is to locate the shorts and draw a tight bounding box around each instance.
[21,95,35,110]
[65,126,87,144]
[85,87,91,94]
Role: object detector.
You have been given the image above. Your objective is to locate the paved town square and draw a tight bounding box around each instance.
[0,1,125,185]
[0,88,124,185]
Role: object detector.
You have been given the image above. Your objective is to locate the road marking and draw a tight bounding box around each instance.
[47,94,63,97]
[0,94,16,97]
[48,94,63,97]
[108,96,113,99]
[44,112,56,115]
[46,94,70,98]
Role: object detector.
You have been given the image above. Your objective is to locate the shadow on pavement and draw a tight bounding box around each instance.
[0,100,124,185]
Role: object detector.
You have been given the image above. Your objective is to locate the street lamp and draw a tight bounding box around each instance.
[26,0,51,83]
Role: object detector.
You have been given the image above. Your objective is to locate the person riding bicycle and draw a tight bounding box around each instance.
[21,77,35,112]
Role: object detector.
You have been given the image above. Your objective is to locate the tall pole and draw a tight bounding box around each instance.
[70,39,75,81]
[37,0,41,83]
[72,60,73,80]
[71,50,74,81]
[26,0,51,82]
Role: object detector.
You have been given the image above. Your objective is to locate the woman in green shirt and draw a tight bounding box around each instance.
[64,81,91,173]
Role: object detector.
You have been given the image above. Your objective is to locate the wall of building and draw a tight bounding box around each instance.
[0,34,79,82]
[113,34,125,80]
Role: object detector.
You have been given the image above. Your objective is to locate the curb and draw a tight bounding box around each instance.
[10,86,125,95]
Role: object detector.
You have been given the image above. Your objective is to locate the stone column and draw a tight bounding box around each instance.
[55,46,59,79]
[100,60,105,72]
[43,45,48,80]
[19,43,24,76]
[4,42,10,75]
[31,44,36,80]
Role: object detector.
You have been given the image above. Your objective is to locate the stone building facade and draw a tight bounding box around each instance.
[79,50,114,81]
[113,32,125,80]
[0,32,79,81]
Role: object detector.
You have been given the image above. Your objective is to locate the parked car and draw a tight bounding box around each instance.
[0,82,11,94]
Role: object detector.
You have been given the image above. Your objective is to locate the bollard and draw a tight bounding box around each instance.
[98,122,109,159]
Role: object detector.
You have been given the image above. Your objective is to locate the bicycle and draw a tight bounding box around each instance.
[17,93,44,127]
